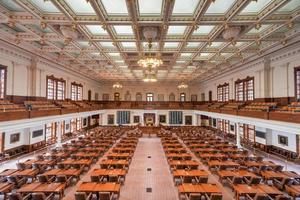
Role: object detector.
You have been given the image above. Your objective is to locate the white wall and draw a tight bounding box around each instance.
[272,130,297,152]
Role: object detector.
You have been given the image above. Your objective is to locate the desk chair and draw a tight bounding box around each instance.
[273,178,294,190]
[7,193,30,200]
[244,177,262,185]
[98,192,113,200]
[37,174,55,183]
[245,194,271,200]
[227,177,244,189]
[31,192,54,200]
[75,192,92,200]
[55,175,72,187]
[185,193,201,200]
[6,176,27,188]
[205,193,223,200]
[16,163,26,170]
[274,195,291,200]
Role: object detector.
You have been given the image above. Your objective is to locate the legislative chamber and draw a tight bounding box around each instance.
[0,0,300,200]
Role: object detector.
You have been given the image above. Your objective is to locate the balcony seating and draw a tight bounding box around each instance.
[55,101,78,109]
[24,101,59,110]
[221,102,245,110]
[209,103,225,109]
[0,100,26,112]
[275,102,300,112]
[241,102,277,112]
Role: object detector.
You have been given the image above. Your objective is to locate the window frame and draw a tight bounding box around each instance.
[71,82,83,101]
[217,83,229,102]
[180,93,186,102]
[235,76,254,101]
[295,67,300,101]
[0,65,7,100]
[46,75,66,100]
[146,93,154,102]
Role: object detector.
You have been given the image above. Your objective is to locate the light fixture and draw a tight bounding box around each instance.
[222,26,241,41]
[178,82,188,89]
[112,82,123,89]
[143,74,157,82]
[138,27,163,69]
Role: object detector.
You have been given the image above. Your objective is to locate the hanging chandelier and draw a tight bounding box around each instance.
[143,74,157,82]
[138,27,163,69]
[178,82,188,89]
[112,82,123,89]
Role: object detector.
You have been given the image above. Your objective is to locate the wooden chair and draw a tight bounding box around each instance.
[37,175,54,183]
[98,192,113,200]
[108,175,119,183]
[31,192,54,200]
[185,193,201,200]
[55,175,73,187]
[205,193,223,200]
[245,193,271,200]
[244,177,262,185]
[91,176,99,182]
[273,178,294,190]
[16,162,26,170]
[274,195,291,200]
[6,176,27,188]
[75,192,92,200]
[7,193,30,200]
[196,176,208,183]
[274,165,284,172]
[227,177,244,189]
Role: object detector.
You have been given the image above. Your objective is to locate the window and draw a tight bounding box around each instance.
[278,135,288,146]
[0,66,7,99]
[295,67,300,101]
[146,93,154,101]
[10,133,20,143]
[71,82,83,101]
[180,93,186,102]
[47,75,65,100]
[217,83,229,102]
[114,92,120,101]
[235,77,254,101]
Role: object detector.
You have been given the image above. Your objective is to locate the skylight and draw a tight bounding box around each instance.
[113,26,134,35]
[0,0,25,12]
[208,42,223,48]
[173,0,200,15]
[167,26,187,35]
[205,0,235,14]
[186,42,201,48]
[138,0,162,15]
[276,0,300,13]
[247,25,270,34]
[164,42,179,48]
[101,0,128,15]
[30,0,60,13]
[65,0,96,15]
[121,42,136,48]
[86,25,108,35]
[100,42,115,48]
[193,26,215,35]
[240,0,272,14]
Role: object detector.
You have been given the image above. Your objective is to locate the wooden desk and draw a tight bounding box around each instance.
[207,160,239,169]
[0,169,18,178]
[77,182,120,194]
[73,152,99,159]
[0,183,13,195]
[58,159,92,167]
[166,153,192,160]
[199,153,226,160]
[164,148,187,154]
[17,182,65,198]
[43,169,81,179]
[107,153,133,160]
[91,169,126,177]
[218,170,258,181]
[98,159,130,168]
[233,184,283,199]
[22,159,55,168]
[178,183,221,194]
[285,185,300,199]
[10,169,39,178]
[193,148,216,154]
[173,170,209,178]
[169,160,199,169]
[111,147,135,153]
[81,147,106,153]
[244,161,277,169]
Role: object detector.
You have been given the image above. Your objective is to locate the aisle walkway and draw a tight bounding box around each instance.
[119,137,178,200]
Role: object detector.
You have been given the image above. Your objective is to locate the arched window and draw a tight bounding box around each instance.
[114,92,120,101]
[124,91,131,101]
[180,93,186,102]
[169,93,175,101]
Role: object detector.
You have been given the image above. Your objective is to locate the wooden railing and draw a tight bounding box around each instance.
[0,101,300,124]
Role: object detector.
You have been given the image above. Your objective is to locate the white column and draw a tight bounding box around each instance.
[236,123,241,148]
[56,121,62,148]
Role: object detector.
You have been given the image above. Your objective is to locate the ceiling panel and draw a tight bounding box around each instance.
[172,0,200,15]
[29,0,60,13]
[205,0,235,15]
[138,0,162,15]
[101,0,128,15]
[86,25,108,35]
[240,0,272,14]
[64,0,96,15]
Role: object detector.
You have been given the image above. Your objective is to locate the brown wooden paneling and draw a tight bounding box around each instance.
[5,95,46,104]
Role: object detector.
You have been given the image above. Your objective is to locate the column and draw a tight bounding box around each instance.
[263,57,271,98]
[56,121,62,148]
[236,123,241,148]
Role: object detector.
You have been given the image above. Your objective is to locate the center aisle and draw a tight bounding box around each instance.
[120,137,179,200]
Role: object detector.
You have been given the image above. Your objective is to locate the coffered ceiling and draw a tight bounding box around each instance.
[0,0,300,83]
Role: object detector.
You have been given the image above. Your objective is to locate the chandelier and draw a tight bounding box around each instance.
[178,82,188,89]
[138,27,163,69]
[112,82,123,89]
[143,74,157,82]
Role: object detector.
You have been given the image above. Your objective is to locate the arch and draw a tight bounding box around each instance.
[169,93,175,101]
[136,92,142,101]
